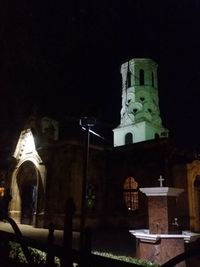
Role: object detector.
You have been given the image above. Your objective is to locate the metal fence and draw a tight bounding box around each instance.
[0,200,199,267]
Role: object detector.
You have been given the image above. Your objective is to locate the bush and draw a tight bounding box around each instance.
[9,242,60,266]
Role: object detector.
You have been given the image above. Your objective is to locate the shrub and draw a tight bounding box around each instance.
[9,242,60,266]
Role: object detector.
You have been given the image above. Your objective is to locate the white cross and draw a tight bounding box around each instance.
[158,175,164,187]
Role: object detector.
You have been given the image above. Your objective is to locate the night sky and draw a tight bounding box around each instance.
[0,1,200,152]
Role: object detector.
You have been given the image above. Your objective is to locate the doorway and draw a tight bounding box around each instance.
[21,184,37,224]
[16,161,37,225]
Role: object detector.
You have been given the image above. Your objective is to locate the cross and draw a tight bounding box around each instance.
[158,175,164,187]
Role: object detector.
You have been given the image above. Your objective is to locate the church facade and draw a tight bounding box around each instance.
[7,59,200,232]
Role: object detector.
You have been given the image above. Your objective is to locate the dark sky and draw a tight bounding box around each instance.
[0,1,200,149]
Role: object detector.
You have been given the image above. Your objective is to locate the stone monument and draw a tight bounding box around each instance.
[130,176,200,266]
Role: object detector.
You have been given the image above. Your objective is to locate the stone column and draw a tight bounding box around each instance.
[138,187,185,266]
[140,187,184,234]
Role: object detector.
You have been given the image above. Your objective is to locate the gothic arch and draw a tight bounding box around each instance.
[187,160,200,231]
[10,159,46,227]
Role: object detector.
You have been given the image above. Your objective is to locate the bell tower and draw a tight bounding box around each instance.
[113,58,168,147]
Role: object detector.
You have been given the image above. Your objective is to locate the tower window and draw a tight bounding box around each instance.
[139,69,144,85]
[123,177,139,211]
[140,97,145,102]
[152,72,154,87]
[127,70,132,88]
[133,108,138,114]
[125,133,133,145]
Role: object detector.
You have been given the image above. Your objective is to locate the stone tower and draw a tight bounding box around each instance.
[113,58,168,147]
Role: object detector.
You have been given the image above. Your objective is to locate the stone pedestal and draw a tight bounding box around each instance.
[139,238,185,267]
[130,187,200,266]
[140,187,184,234]
[130,230,200,266]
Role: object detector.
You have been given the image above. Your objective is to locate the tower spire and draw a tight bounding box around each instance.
[113,58,168,147]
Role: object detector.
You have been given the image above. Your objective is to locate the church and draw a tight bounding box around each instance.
[6,58,200,232]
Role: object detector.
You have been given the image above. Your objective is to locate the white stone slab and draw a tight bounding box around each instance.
[129,229,200,243]
[139,187,184,196]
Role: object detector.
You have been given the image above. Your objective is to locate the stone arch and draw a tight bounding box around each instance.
[10,160,45,227]
[187,160,200,231]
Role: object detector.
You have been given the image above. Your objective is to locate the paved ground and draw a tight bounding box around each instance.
[0,221,136,258]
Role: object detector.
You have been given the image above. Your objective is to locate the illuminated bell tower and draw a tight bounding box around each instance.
[113,58,168,147]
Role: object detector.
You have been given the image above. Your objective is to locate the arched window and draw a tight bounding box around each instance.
[152,72,154,87]
[139,69,144,85]
[123,177,139,211]
[125,133,133,145]
[86,183,96,210]
[127,70,132,88]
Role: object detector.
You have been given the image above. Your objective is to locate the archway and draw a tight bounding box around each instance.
[187,160,200,231]
[17,161,37,225]
[10,160,45,226]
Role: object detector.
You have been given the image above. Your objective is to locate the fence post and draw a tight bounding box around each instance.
[6,217,33,265]
[80,227,92,267]
[46,223,55,266]
[61,197,76,267]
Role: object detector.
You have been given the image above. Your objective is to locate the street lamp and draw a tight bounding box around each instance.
[79,116,96,249]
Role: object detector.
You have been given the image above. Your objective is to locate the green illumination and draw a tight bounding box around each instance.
[113,58,168,147]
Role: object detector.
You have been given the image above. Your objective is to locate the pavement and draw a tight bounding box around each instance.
[0,221,136,257]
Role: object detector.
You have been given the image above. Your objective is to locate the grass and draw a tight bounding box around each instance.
[92,251,160,266]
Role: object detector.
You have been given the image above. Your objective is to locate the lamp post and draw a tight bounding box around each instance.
[79,116,96,250]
